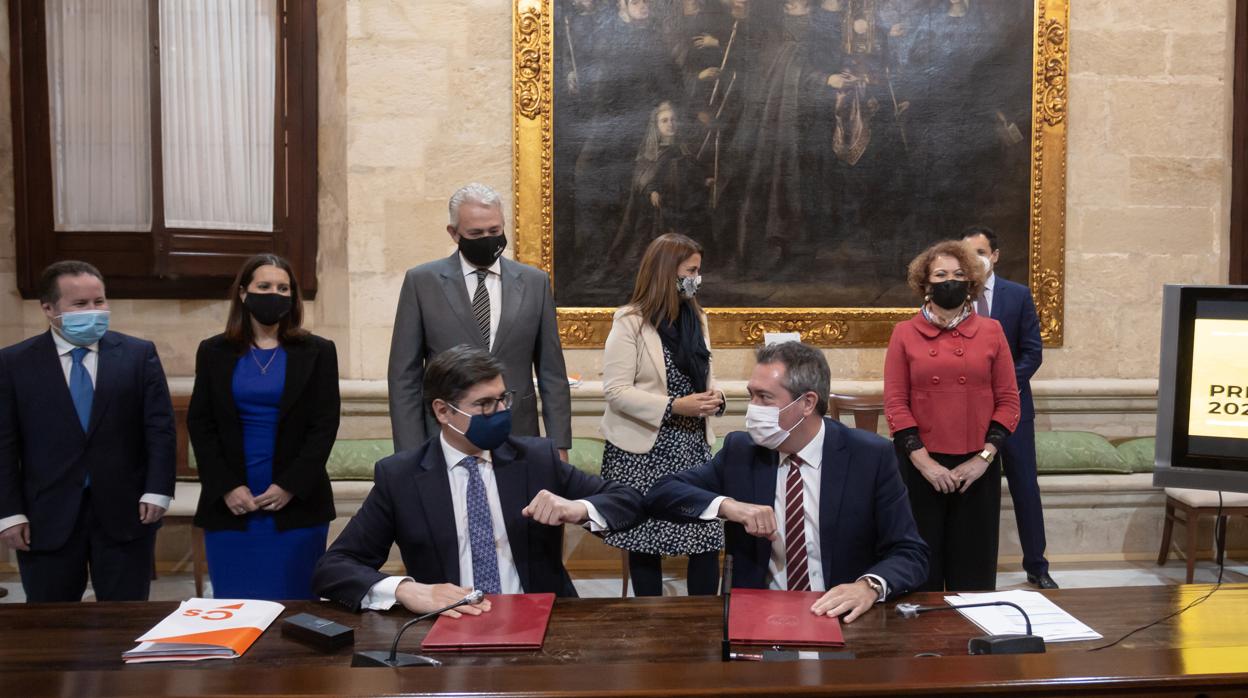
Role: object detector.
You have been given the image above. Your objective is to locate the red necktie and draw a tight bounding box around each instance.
[784,455,811,591]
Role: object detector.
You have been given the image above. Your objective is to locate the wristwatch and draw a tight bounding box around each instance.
[859,575,884,602]
[977,447,995,463]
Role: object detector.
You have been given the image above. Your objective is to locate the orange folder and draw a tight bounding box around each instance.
[123,599,285,663]
[728,589,844,647]
[421,593,555,652]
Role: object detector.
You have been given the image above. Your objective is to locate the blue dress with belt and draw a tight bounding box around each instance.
[203,347,329,600]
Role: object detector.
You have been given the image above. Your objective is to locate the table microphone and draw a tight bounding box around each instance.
[352,589,487,667]
[896,601,1046,655]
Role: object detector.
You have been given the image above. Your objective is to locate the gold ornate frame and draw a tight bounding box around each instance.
[513,0,1068,347]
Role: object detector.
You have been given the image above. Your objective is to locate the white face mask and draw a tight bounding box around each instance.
[979,255,992,274]
[744,395,806,450]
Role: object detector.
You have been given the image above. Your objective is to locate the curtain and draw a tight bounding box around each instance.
[46,0,152,232]
[159,0,277,232]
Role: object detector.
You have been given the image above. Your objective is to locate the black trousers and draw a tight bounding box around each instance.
[1002,420,1049,576]
[898,446,1001,592]
[628,550,720,597]
[16,491,156,603]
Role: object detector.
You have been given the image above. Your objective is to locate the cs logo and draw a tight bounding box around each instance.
[182,602,245,621]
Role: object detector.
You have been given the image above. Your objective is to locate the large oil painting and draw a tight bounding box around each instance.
[513,0,1068,346]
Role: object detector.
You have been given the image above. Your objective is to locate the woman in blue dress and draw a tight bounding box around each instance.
[189,254,340,599]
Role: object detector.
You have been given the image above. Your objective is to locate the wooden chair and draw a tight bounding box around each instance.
[621,550,630,598]
[155,395,208,597]
[163,484,207,598]
[1157,488,1248,583]
[828,392,886,434]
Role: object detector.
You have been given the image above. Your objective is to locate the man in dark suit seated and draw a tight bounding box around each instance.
[646,342,929,623]
[313,345,642,616]
[0,261,176,602]
[962,226,1055,589]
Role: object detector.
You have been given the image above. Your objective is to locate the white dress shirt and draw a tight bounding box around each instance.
[461,252,502,350]
[980,272,996,316]
[360,431,606,610]
[0,329,172,535]
[700,422,887,600]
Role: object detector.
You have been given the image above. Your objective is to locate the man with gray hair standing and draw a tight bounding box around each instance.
[388,184,572,458]
[646,342,928,622]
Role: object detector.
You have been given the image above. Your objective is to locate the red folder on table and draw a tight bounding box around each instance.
[728,589,844,647]
[421,593,555,652]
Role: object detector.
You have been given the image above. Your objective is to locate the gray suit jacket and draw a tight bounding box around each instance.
[388,253,572,451]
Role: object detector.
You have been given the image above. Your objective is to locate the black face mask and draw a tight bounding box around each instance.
[458,233,507,268]
[928,280,969,310]
[243,292,292,326]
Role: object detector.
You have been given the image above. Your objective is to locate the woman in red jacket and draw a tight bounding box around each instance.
[884,240,1020,591]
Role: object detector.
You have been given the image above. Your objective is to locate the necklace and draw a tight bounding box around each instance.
[250,346,279,375]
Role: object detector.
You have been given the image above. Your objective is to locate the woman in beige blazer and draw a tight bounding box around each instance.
[600,233,725,596]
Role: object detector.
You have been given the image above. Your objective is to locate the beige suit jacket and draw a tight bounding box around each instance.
[599,305,717,454]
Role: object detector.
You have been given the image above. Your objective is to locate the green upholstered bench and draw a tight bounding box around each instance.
[325,439,394,479]
[1114,437,1157,474]
[185,431,1157,488]
[1034,431,1132,475]
[568,437,605,477]
[185,439,394,480]
[1033,433,1155,475]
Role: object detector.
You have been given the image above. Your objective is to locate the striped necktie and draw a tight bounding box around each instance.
[784,455,811,591]
[976,291,989,318]
[471,269,491,347]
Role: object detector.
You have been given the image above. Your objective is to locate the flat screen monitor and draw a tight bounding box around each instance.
[1153,284,1248,493]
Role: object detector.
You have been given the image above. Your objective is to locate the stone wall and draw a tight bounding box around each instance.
[0,0,1238,391]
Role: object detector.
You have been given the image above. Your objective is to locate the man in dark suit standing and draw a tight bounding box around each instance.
[388,183,572,458]
[314,346,641,615]
[963,226,1055,589]
[0,261,176,602]
[646,342,928,623]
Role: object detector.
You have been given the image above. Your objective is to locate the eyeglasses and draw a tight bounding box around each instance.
[458,390,515,416]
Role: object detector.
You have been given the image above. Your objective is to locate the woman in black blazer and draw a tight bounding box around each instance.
[189,254,340,600]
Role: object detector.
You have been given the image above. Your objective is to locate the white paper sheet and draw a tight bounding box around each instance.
[943,589,1102,643]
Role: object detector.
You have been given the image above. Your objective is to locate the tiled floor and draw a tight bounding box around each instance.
[2,558,1245,603]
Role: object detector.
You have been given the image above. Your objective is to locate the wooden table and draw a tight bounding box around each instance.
[1,585,1246,696]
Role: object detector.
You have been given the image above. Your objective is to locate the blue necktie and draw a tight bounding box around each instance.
[462,456,502,594]
[69,347,94,431]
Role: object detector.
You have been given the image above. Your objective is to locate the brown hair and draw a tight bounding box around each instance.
[905,240,985,300]
[224,254,309,352]
[627,233,703,327]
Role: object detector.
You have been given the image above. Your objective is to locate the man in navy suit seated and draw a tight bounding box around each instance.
[313,345,642,616]
[0,261,176,602]
[963,226,1055,589]
[646,342,928,623]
